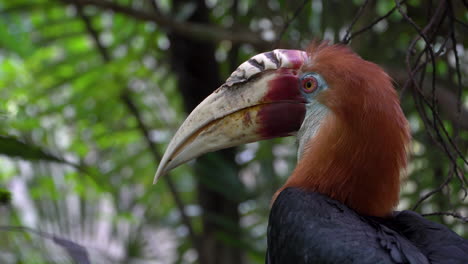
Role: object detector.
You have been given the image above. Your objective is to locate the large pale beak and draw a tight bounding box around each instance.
[154,49,307,183]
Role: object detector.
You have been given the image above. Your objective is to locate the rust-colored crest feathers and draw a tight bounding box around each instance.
[280,42,410,217]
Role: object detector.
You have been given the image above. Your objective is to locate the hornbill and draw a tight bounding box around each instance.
[154,42,468,263]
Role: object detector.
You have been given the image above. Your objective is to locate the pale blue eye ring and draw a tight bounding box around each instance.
[301,76,318,93]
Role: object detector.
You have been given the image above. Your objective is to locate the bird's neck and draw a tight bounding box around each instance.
[296,101,329,161]
[279,106,409,217]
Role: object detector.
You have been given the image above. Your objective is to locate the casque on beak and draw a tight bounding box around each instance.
[154,49,308,183]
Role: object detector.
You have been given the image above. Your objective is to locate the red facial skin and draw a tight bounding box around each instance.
[257,103,305,139]
[257,69,306,139]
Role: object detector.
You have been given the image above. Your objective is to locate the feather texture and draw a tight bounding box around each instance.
[279,43,410,217]
[267,188,468,264]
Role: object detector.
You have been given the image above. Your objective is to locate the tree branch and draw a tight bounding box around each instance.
[74,1,111,62]
[62,0,272,50]
[347,0,408,42]
[422,212,468,223]
[0,135,93,176]
[341,0,371,44]
[274,0,310,49]
[67,0,201,253]
[120,91,200,250]
[389,68,468,131]
[0,225,91,264]
[412,167,453,211]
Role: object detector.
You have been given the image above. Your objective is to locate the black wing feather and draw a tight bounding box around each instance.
[392,211,468,264]
[267,188,439,264]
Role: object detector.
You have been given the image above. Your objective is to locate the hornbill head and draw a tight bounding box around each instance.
[154,49,310,178]
[155,42,410,217]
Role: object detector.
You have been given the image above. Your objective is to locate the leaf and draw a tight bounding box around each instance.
[52,236,91,264]
[0,188,11,205]
[0,135,63,163]
[0,226,91,264]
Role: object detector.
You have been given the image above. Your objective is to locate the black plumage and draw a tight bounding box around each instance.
[266,187,468,264]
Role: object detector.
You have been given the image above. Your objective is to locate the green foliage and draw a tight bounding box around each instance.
[0,188,11,205]
[0,135,63,163]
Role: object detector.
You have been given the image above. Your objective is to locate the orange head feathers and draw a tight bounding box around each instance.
[279,42,410,217]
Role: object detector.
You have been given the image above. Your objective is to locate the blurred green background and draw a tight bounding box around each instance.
[0,0,466,263]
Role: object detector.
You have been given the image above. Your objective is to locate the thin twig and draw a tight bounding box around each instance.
[422,212,468,223]
[412,168,453,211]
[341,0,371,44]
[274,0,310,49]
[395,0,438,100]
[396,0,468,210]
[74,1,111,62]
[454,18,468,30]
[447,1,468,196]
[120,91,200,252]
[349,0,408,41]
[398,0,464,167]
[448,1,463,131]
[148,0,162,16]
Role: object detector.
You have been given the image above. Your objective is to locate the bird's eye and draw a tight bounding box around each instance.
[301,76,318,93]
